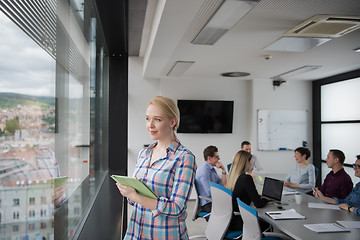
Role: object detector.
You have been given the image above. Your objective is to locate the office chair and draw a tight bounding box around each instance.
[227,163,232,172]
[191,180,211,221]
[205,182,242,240]
[189,180,211,240]
[315,166,319,180]
[306,166,319,196]
[237,198,292,240]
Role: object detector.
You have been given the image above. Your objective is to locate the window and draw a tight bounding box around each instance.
[29,210,35,218]
[74,207,80,215]
[13,212,19,220]
[320,78,360,164]
[13,199,20,206]
[28,223,35,231]
[13,225,19,232]
[40,209,47,217]
[41,222,47,229]
[313,71,360,185]
[0,0,109,238]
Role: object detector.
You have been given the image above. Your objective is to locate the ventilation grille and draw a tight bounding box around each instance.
[284,15,360,38]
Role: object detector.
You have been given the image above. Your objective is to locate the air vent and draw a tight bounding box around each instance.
[284,15,360,38]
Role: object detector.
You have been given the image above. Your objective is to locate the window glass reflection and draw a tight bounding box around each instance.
[0,10,61,239]
[0,0,107,239]
[0,0,107,238]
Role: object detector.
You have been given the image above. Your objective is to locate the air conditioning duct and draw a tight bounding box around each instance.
[284,15,360,38]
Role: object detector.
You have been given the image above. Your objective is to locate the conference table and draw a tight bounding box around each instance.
[256,189,360,240]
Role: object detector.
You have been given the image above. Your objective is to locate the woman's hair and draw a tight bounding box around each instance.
[226,150,252,191]
[147,96,180,136]
[294,147,311,160]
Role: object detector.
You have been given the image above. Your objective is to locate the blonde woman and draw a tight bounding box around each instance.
[226,150,269,231]
[116,96,196,239]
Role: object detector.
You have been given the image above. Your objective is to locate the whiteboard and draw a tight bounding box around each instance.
[257,110,308,151]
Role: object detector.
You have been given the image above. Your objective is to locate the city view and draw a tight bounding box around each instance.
[0,92,56,186]
[0,8,86,239]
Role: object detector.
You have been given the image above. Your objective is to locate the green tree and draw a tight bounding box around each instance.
[4,117,21,135]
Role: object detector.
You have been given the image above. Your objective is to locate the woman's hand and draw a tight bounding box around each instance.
[284,181,299,188]
[116,183,158,209]
[116,183,137,201]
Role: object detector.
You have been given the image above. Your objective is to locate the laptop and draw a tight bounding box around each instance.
[261,177,285,204]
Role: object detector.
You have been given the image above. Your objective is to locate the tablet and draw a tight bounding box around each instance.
[111,175,158,199]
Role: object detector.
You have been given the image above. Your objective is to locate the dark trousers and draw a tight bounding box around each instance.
[201,202,212,213]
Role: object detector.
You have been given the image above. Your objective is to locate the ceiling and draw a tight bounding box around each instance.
[129,0,360,82]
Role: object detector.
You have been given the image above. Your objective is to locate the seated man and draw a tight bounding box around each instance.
[320,149,353,199]
[313,154,360,216]
[195,145,227,213]
[241,141,263,172]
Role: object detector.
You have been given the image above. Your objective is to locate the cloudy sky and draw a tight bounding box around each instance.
[0,0,96,100]
[0,12,56,97]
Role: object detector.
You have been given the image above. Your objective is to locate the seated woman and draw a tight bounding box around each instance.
[284,147,315,190]
[226,150,270,231]
[313,154,360,215]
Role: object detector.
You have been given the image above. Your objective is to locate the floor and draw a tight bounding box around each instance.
[186,200,208,238]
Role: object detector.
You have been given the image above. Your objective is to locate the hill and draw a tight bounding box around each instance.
[0,92,55,108]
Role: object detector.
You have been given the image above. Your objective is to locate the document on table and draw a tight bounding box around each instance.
[265,209,306,220]
[337,221,360,229]
[304,223,350,233]
[308,202,340,210]
[282,189,299,195]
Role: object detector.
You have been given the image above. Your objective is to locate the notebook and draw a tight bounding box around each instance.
[262,177,284,204]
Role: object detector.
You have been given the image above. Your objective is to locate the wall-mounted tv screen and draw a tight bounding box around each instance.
[177,100,234,133]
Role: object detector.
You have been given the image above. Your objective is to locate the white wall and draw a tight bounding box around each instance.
[250,79,313,174]
[128,57,252,176]
[128,57,160,173]
[128,57,313,198]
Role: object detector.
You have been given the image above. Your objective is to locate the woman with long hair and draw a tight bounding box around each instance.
[226,150,269,231]
[116,96,196,239]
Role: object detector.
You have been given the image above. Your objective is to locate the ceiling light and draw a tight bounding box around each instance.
[192,0,260,45]
[354,47,360,53]
[221,72,250,77]
[167,61,194,77]
[271,65,322,80]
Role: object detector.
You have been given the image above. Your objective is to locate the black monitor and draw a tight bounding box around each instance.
[177,100,234,133]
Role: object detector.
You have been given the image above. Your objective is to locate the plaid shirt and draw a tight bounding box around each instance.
[124,140,196,240]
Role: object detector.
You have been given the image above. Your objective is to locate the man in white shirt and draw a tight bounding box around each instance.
[241,141,263,172]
